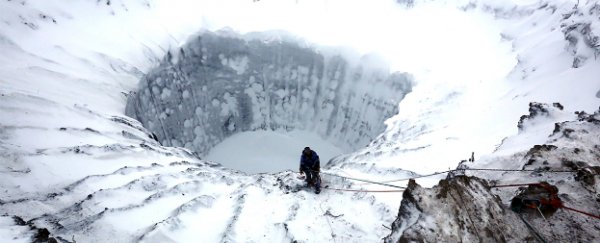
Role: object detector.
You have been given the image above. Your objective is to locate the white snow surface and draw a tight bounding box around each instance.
[1,0,599,242]
[206,130,346,173]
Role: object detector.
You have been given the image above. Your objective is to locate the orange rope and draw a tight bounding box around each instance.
[562,206,600,220]
[491,182,600,220]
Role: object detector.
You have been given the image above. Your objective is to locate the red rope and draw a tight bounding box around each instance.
[561,205,600,220]
[492,182,600,220]
[324,187,404,193]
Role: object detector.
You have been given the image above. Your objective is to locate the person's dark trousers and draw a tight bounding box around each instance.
[301,166,321,193]
[301,166,314,185]
[313,172,321,193]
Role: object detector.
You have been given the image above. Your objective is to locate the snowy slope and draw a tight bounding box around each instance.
[329,0,600,178]
[1,0,599,242]
[382,1,600,241]
[0,1,406,241]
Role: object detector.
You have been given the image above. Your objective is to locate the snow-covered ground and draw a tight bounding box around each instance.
[1,0,599,242]
[206,130,346,173]
[329,0,600,176]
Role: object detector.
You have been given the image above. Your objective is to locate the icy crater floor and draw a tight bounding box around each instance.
[205,130,346,173]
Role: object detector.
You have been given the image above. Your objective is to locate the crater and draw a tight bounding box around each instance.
[125,31,413,173]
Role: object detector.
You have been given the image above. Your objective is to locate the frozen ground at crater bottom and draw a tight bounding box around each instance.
[205,130,346,174]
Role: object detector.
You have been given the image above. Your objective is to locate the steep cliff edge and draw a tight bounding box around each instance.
[125,31,413,155]
[385,105,600,242]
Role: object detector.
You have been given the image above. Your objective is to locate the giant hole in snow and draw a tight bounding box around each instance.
[125,32,413,173]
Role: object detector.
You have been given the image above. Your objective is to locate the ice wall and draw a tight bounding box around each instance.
[126,31,413,155]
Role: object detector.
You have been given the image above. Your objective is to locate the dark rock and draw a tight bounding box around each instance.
[553,122,562,134]
[386,176,531,242]
[552,102,564,110]
[562,20,599,68]
[12,216,27,226]
[572,165,600,189]
[84,127,98,133]
[518,102,552,131]
[385,175,599,242]
[525,144,557,160]
[575,109,600,124]
[150,132,159,142]
[33,228,57,243]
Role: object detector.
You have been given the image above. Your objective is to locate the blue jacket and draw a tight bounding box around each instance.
[300,150,320,170]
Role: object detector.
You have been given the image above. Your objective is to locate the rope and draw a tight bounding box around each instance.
[365,168,580,184]
[490,183,541,188]
[517,212,548,243]
[324,187,404,193]
[315,166,583,190]
[319,197,337,243]
[464,168,575,173]
[316,167,579,191]
[492,183,600,221]
[319,172,406,189]
[369,170,453,183]
[561,206,600,220]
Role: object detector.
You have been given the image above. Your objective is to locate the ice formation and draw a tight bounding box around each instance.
[125,31,413,156]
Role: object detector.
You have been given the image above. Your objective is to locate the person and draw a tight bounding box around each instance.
[299,147,321,194]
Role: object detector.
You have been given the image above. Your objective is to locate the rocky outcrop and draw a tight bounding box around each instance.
[561,2,600,68]
[125,31,413,155]
[385,175,600,242]
[517,102,564,132]
[385,105,600,242]
[385,176,532,242]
